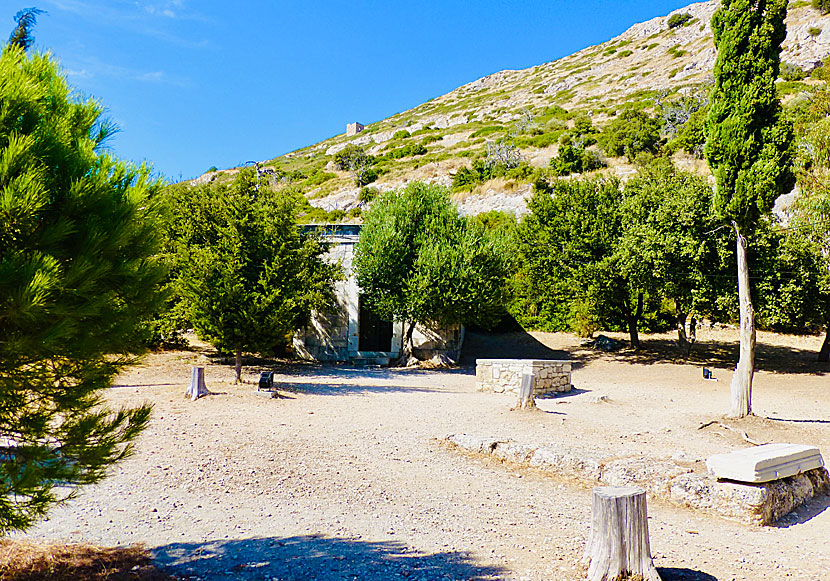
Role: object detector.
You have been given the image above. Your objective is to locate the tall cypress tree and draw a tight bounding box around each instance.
[705,0,795,417]
[0,46,164,531]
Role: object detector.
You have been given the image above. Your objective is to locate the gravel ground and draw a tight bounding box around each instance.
[18,329,830,580]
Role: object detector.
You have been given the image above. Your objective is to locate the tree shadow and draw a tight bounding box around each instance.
[573,336,830,376]
[658,567,719,580]
[152,535,505,580]
[274,381,441,396]
[460,330,571,367]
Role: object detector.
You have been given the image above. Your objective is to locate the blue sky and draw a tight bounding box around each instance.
[17,1,694,181]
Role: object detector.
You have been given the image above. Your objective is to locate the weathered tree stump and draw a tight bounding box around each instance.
[515,372,535,409]
[187,366,209,401]
[583,486,661,581]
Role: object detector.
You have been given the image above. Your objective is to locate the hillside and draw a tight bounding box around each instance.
[192,0,830,220]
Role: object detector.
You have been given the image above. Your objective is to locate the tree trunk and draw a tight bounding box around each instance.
[235,349,242,384]
[627,293,643,350]
[730,223,755,418]
[676,310,690,356]
[187,366,208,401]
[818,325,830,363]
[583,486,661,581]
[516,372,536,410]
[394,322,417,366]
[689,316,697,346]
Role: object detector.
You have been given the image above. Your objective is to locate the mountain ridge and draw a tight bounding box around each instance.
[193,1,830,219]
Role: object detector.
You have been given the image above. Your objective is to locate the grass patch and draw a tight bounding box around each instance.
[0,540,173,580]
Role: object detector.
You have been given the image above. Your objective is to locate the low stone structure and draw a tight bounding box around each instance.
[444,434,830,525]
[476,359,571,396]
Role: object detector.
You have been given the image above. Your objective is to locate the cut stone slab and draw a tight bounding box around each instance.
[706,443,824,483]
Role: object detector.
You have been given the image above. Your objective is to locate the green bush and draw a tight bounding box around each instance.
[597,107,662,161]
[393,129,411,140]
[667,12,693,28]
[470,125,506,138]
[549,145,606,176]
[813,0,830,14]
[780,62,806,81]
[359,186,378,203]
[421,134,442,145]
[808,26,822,36]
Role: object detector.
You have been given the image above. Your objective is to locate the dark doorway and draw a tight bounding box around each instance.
[358,296,394,352]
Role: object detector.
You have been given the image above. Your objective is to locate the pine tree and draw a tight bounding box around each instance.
[0,46,165,531]
[7,8,45,52]
[171,170,338,383]
[705,0,795,417]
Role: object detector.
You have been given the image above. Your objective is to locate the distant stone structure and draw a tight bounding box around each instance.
[346,122,365,137]
[293,224,463,366]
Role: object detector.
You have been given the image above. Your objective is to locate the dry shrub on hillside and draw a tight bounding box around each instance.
[0,541,173,581]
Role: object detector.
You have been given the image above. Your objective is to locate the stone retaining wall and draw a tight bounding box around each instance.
[475,359,571,395]
[444,434,830,526]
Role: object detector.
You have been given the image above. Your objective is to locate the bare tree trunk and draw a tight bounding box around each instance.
[583,487,661,581]
[677,310,690,355]
[730,223,754,418]
[689,316,697,346]
[627,293,643,350]
[235,349,242,384]
[819,325,830,363]
[394,322,417,366]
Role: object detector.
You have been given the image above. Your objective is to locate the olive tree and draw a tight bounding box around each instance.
[353,182,510,360]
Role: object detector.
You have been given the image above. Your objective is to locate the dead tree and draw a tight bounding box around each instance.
[583,487,661,581]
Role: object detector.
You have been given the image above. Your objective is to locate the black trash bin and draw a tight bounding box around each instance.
[258,371,274,390]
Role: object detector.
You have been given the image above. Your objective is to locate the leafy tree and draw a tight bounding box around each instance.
[514,177,661,346]
[332,144,376,186]
[598,108,662,162]
[618,161,731,354]
[667,13,693,29]
[8,8,44,52]
[170,169,338,382]
[0,46,163,532]
[705,0,795,417]
[353,182,510,359]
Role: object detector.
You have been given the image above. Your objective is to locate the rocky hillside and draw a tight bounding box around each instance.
[194,0,830,219]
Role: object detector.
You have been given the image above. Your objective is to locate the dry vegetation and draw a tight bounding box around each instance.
[0,541,173,581]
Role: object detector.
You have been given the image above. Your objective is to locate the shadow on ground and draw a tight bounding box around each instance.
[274,381,440,396]
[773,493,830,528]
[570,336,830,376]
[658,567,718,580]
[152,535,505,580]
[461,330,570,366]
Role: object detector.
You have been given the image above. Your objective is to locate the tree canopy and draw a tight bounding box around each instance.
[0,45,163,532]
[167,169,339,381]
[353,182,510,357]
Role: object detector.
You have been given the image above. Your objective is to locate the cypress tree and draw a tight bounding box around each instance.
[0,46,164,531]
[705,0,795,417]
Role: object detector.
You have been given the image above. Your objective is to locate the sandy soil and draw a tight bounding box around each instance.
[17,328,830,580]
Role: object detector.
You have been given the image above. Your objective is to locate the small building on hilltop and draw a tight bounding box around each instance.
[346,122,365,137]
[293,224,463,365]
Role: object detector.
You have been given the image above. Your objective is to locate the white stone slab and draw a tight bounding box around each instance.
[706,443,824,483]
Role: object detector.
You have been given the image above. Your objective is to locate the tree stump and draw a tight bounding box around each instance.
[516,372,535,409]
[187,366,209,401]
[583,487,661,581]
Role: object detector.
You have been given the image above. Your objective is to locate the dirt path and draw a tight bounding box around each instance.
[19,330,830,580]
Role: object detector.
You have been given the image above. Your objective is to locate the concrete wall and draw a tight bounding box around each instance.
[476,359,571,395]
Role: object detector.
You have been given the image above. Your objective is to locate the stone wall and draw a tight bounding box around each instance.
[476,359,571,395]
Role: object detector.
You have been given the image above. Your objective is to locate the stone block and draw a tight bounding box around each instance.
[706,443,824,483]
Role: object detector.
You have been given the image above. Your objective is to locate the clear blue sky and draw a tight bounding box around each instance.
[17,1,693,181]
